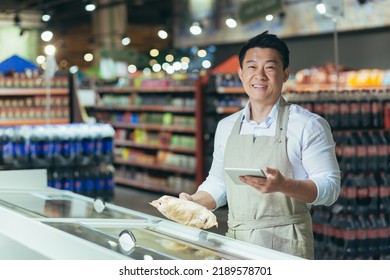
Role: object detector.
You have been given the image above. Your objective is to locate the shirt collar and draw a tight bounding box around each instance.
[242,98,280,128]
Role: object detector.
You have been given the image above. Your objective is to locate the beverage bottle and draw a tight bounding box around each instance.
[30,125,52,168]
[73,169,83,194]
[341,131,357,173]
[0,128,10,166]
[342,172,356,215]
[61,168,73,192]
[1,127,14,168]
[355,131,367,173]
[12,126,30,168]
[366,172,379,214]
[356,213,369,259]
[82,168,94,197]
[360,90,372,128]
[375,131,388,171]
[339,91,350,129]
[365,131,378,172]
[367,213,380,259]
[51,168,62,190]
[103,164,115,201]
[326,94,340,129]
[343,213,357,259]
[60,125,76,166]
[378,171,390,214]
[101,124,115,163]
[378,212,390,259]
[371,92,384,128]
[349,91,361,128]
[355,172,369,214]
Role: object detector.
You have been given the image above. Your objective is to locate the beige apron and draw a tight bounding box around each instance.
[224,97,314,259]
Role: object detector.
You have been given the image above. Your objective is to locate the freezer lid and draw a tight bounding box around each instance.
[0,191,152,220]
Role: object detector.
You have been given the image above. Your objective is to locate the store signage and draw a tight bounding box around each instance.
[239,0,282,24]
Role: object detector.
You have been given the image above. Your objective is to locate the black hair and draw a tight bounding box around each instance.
[238,30,290,69]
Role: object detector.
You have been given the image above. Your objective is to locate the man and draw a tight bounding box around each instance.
[180,31,341,259]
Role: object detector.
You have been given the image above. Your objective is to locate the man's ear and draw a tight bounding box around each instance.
[238,67,243,81]
[283,68,290,82]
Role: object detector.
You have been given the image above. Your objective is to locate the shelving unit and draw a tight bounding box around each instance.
[89,80,204,195]
[0,77,71,126]
[205,73,390,260]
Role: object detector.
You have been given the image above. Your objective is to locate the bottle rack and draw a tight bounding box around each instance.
[207,73,390,259]
[0,76,71,126]
[285,89,390,260]
[0,123,116,201]
[90,80,204,195]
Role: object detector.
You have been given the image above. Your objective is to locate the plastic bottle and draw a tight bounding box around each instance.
[73,169,83,194]
[30,125,52,168]
[12,126,31,168]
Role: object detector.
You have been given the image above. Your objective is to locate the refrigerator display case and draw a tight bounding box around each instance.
[0,169,302,260]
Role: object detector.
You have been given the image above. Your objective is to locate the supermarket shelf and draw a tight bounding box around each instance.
[115,139,196,154]
[216,86,245,94]
[216,106,242,114]
[114,157,195,175]
[114,177,180,195]
[0,88,69,96]
[110,121,196,133]
[0,118,69,126]
[94,104,195,113]
[98,86,196,93]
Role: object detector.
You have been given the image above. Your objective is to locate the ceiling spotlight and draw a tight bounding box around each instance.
[41,30,53,42]
[157,30,168,39]
[225,18,237,28]
[121,35,131,46]
[316,3,326,14]
[265,14,274,21]
[85,1,96,12]
[189,22,202,35]
[42,11,51,22]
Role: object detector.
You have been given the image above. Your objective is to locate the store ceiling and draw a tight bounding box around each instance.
[0,0,173,27]
[0,0,174,69]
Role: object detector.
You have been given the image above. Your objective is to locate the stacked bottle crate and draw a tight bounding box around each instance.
[0,123,115,201]
[285,89,390,259]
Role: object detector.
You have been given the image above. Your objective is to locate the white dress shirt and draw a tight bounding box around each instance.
[198,98,341,209]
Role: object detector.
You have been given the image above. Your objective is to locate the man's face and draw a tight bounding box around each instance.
[238,47,290,105]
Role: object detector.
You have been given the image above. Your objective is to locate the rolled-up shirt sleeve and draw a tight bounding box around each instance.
[300,116,341,206]
[197,117,234,209]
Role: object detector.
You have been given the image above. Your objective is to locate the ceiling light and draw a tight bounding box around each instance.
[225,18,237,28]
[121,36,131,46]
[69,66,79,74]
[265,14,274,21]
[165,54,174,62]
[316,3,326,14]
[44,44,56,56]
[128,64,137,73]
[85,1,96,12]
[149,49,159,57]
[189,22,202,35]
[158,30,168,39]
[202,60,211,69]
[84,53,94,62]
[41,30,53,42]
[42,11,51,22]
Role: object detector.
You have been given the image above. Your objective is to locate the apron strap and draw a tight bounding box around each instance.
[228,211,310,230]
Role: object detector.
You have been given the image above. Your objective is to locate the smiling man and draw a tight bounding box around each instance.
[179,31,341,259]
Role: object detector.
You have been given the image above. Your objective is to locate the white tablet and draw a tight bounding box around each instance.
[225,167,267,185]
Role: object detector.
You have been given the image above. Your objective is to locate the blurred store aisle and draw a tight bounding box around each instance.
[112,185,228,236]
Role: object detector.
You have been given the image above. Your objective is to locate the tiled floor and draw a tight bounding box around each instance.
[112,185,228,236]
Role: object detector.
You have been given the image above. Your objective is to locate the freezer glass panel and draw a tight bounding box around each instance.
[0,192,147,219]
[43,221,244,260]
